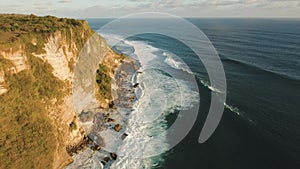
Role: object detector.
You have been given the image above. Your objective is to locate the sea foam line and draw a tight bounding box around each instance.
[101,34,199,169]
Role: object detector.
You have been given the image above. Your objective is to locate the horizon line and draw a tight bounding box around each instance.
[1,12,300,20]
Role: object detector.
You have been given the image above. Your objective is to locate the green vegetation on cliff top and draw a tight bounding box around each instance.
[0,14,86,42]
[0,14,94,57]
[0,14,94,168]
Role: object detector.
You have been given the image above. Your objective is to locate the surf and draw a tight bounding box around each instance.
[100,33,199,169]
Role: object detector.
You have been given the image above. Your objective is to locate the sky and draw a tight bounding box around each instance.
[0,0,299,18]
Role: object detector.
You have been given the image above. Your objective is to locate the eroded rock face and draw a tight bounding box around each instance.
[0,86,7,95]
[0,46,28,96]
[34,32,75,81]
[0,47,27,95]
[0,46,28,73]
[0,70,7,95]
[50,94,87,169]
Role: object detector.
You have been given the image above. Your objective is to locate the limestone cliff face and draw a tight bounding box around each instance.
[0,14,116,169]
[0,45,28,95]
[34,33,73,81]
[0,46,28,73]
[0,70,7,95]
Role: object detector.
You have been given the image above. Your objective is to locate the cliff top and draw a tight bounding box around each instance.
[0,14,89,44]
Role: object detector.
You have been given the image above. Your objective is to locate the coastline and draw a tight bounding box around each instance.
[66,56,140,168]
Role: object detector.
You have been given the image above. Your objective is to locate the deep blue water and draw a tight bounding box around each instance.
[86,18,300,169]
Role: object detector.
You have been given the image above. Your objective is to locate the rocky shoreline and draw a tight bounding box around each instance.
[65,56,140,168]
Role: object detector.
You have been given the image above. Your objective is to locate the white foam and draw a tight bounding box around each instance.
[124,40,158,67]
[198,78,241,116]
[111,43,199,169]
[200,79,224,93]
[99,130,123,153]
[65,149,104,169]
[224,103,241,116]
[163,51,193,74]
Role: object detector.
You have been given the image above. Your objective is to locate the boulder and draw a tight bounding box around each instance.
[90,146,96,151]
[103,157,110,162]
[95,145,101,151]
[133,83,139,88]
[91,145,101,151]
[121,133,128,140]
[101,161,106,166]
[87,137,93,144]
[128,96,135,101]
[104,113,110,118]
[109,101,115,108]
[106,118,115,122]
[114,124,122,132]
[110,153,118,160]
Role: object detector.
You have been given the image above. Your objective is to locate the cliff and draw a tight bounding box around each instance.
[0,14,121,169]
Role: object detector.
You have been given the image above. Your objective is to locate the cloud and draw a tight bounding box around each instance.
[6,4,22,8]
[210,0,243,6]
[127,0,147,2]
[158,0,183,8]
[188,0,300,9]
[1,0,299,18]
[131,0,184,10]
[58,0,72,3]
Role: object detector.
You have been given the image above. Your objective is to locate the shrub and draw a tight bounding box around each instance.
[96,64,112,100]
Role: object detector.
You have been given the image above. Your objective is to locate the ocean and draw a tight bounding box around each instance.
[85,18,300,169]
